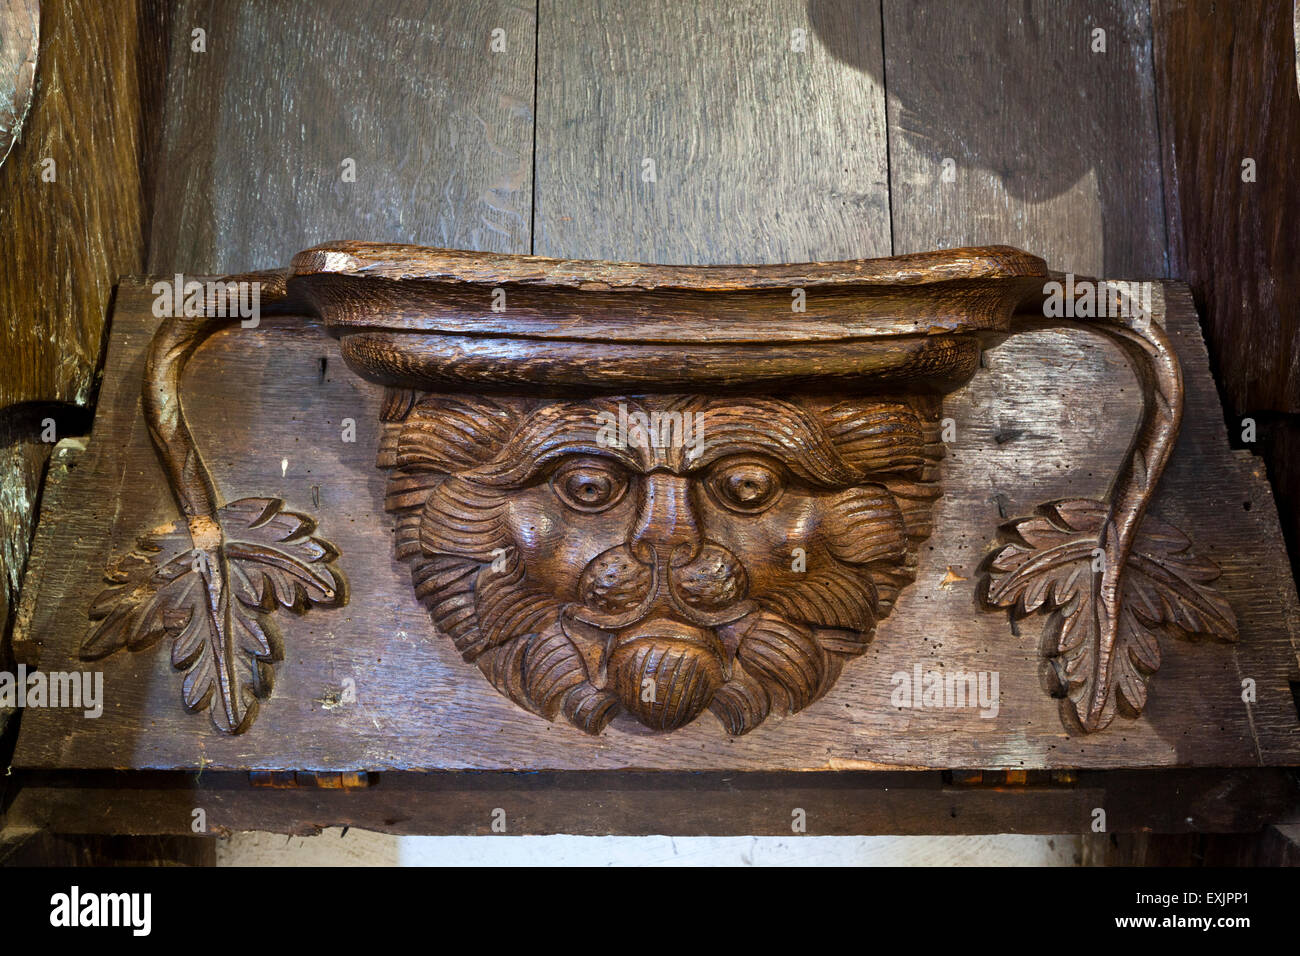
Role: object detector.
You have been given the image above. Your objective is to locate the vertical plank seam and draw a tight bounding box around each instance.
[877,0,895,256]
[136,0,173,271]
[530,0,540,254]
[1145,0,1176,280]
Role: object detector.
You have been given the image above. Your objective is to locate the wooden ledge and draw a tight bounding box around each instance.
[291,240,1049,291]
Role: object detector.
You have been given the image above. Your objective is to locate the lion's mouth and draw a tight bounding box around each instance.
[606,618,727,731]
[615,618,724,657]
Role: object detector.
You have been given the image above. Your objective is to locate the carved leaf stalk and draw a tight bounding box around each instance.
[84,498,342,732]
[83,277,346,734]
[980,290,1238,731]
[983,500,1236,725]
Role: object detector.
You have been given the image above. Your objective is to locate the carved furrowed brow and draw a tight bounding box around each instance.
[469,400,649,486]
[687,399,865,487]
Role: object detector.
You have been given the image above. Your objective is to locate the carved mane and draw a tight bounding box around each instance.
[379,388,945,734]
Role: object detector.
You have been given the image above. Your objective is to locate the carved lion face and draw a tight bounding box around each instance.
[379,392,942,734]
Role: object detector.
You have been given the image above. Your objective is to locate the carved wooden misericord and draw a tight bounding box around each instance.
[83,242,1237,737]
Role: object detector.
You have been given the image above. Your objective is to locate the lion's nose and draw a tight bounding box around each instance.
[630,473,702,564]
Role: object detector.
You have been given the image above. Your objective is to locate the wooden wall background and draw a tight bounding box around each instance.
[0,0,1296,846]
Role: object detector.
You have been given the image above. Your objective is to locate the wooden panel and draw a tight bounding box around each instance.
[1152,0,1300,415]
[533,0,891,263]
[881,0,1166,277]
[148,0,536,272]
[0,830,215,866]
[0,441,49,670]
[0,0,168,736]
[0,0,39,169]
[11,279,1299,772]
[1150,1,1300,635]
[0,0,164,409]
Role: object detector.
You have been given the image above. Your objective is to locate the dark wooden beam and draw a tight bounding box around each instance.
[7,769,1297,837]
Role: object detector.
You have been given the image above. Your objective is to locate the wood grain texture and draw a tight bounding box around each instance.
[984,308,1236,734]
[70,241,1227,740]
[290,240,1046,291]
[11,278,1297,771]
[0,0,165,410]
[290,241,1046,343]
[1151,1,1300,693]
[6,769,1298,837]
[534,0,890,263]
[0,0,167,739]
[289,242,1224,735]
[879,0,1167,277]
[0,829,215,866]
[0,439,50,677]
[1152,0,1300,414]
[147,0,536,273]
[0,0,39,169]
[4,0,1296,852]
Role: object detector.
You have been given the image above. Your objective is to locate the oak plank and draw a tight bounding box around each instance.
[0,0,169,737]
[1150,0,1300,641]
[0,0,165,409]
[881,0,1166,277]
[8,769,1297,837]
[1151,0,1300,414]
[534,0,891,263]
[10,278,1297,772]
[148,0,536,273]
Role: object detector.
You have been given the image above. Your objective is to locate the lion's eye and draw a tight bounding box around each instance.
[551,459,629,513]
[708,459,783,513]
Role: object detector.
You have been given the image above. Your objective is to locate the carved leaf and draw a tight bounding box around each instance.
[222,497,342,611]
[165,569,273,731]
[82,528,199,659]
[84,497,343,733]
[982,499,1237,727]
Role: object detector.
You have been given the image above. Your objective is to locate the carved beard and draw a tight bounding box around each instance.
[402,507,877,735]
[378,392,942,735]
[565,540,879,732]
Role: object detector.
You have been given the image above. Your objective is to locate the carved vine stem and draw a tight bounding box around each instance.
[982,288,1237,731]
[1026,312,1179,729]
[144,310,248,731]
[83,273,345,734]
[142,270,293,516]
